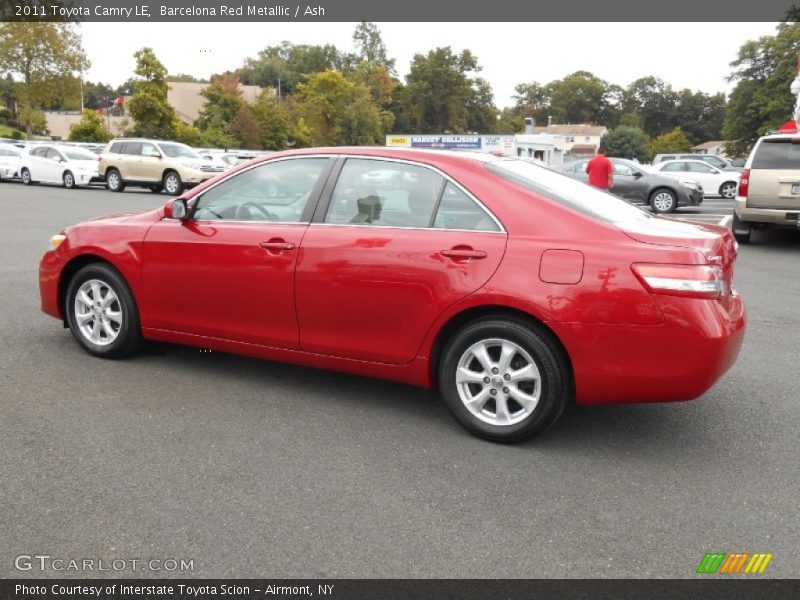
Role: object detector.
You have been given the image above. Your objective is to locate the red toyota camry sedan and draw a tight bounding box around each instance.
[39,148,745,442]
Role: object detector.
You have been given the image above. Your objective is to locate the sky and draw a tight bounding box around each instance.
[79,22,780,108]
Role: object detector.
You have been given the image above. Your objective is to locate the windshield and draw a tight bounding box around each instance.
[485,159,652,224]
[159,143,199,159]
[61,148,98,161]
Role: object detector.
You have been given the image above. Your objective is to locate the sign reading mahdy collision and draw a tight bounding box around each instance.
[386,135,515,152]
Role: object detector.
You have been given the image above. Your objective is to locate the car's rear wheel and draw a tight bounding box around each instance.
[65,263,143,358]
[105,168,124,192]
[21,168,33,185]
[163,171,183,196]
[438,317,570,443]
[732,211,752,244]
[719,181,737,199]
[63,170,76,189]
[650,188,677,213]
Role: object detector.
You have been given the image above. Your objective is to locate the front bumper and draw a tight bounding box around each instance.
[678,187,704,206]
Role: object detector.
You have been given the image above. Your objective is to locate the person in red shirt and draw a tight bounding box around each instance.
[585,146,614,190]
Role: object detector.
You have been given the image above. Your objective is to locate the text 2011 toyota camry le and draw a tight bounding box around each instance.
[40,148,745,442]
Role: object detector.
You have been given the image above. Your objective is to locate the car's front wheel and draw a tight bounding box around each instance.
[163,171,183,196]
[720,181,738,199]
[63,170,76,189]
[438,317,570,443]
[650,188,678,213]
[65,263,143,358]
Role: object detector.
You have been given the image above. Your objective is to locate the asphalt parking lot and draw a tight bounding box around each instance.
[1,181,798,578]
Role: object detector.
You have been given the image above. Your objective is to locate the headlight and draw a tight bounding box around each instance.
[49,234,66,250]
[679,179,700,190]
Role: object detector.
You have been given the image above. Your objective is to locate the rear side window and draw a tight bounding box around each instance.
[751,139,800,169]
[123,142,143,156]
[662,162,684,172]
[433,182,500,231]
[109,142,124,154]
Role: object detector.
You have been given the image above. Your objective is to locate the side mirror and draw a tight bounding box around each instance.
[164,198,188,220]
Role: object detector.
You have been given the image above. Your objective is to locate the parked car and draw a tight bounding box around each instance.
[556,158,703,213]
[733,131,800,243]
[20,144,102,188]
[197,151,233,172]
[98,138,216,195]
[39,148,745,443]
[650,159,740,199]
[652,153,742,172]
[0,143,21,180]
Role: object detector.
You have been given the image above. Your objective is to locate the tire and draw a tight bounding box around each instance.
[732,210,752,244]
[649,188,678,213]
[21,168,33,185]
[149,184,163,193]
[63,170,76,189]
[719,181,737,199]
[105,168,125,192]
[163,171,183,196]
[65,263,143,358]
[437,317,570,443]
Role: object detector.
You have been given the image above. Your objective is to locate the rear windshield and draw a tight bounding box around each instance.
[752,138,800,169]
[485,159,652,224]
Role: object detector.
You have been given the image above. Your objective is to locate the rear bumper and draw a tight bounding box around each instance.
[735,197,800,226]
[551,293,745,405]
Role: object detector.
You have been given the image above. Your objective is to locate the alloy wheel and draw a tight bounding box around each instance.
[73,279,123,347]
[455,338,541,426]
[653,192,675,212]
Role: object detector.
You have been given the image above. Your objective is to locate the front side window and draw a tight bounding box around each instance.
[687,162,715,173]
[31,147,48,158]
[433,182,500,231]
[613,162,635,176]
[159,142,198,159]
[325,159,443,228]
[141,143,160,158]
[193,158,328,222]
[46,148,62,161]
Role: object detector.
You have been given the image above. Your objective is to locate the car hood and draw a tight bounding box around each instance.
[83,207,164,225]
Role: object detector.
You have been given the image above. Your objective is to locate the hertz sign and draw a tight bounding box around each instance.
[696,552,773,574]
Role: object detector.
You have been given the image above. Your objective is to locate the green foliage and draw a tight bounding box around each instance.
[352,22,395,73]
[18,106,46,135]
[601,126,649,160]
[68,109,111,142]
[622,77,678,138]
[127,47,175,139]
[723,22,800,155]
[548,71,614,125]
[402,47,488,133]
[173,120,203,146]
[252,91,293,150]
[201,127,237,150]
[296,70,383,145]
[0,22,89,135]
[196,74,245,132]
[648,127,693,160]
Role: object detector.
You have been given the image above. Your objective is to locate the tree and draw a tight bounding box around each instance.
[350,61,396,134]
[511,81,551,126]
[252,91,296,149]
[68,109,111,142]
[601,126,649,160]
[622,76,679,138]
[674,89,725,143]
[229,106,262,149]
[173,120,203,146]
[402,47,484,133]
[126,47,175,139]
[648,127,693,160]
[0,22,89,136]
[548,71,614,125]
[196,74,245,133]
[723,22,800,155]
[352,22,395,72]
[296,70,383,145]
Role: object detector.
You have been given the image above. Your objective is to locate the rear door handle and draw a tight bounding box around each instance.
[440,248,487,260]
[260,240,296,253]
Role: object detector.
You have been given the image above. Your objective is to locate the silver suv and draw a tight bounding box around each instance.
[733,132,800,243]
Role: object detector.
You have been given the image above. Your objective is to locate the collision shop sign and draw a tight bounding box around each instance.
[410,135,481,150]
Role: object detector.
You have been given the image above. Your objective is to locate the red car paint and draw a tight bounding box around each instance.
[40,147,745,404]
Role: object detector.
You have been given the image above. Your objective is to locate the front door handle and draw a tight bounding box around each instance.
[260,240,296,254]
[440,247,487,260]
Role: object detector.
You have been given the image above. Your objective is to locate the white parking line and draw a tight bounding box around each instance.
[719,215,733,227]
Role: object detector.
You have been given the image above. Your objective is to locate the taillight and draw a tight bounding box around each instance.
[738,168,750,198]
[631,264,723,300]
